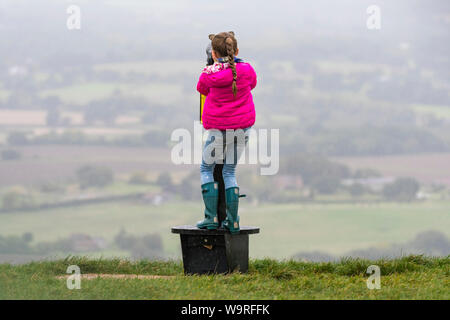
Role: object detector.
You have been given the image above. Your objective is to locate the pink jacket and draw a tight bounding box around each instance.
[197,62,257,130]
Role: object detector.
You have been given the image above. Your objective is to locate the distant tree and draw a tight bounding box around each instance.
[43,95,61,109]
[46,107,60,126]
[39,182,65,193]
[113,135,142,147]
[142,130,168,148]
[409,230,449,255]
[292,250,336,263]
[114,228,163,259]
[83,100,118,125]
[141,110,159,124]
[132,234,163,259]
[114,228,136,249]
[129,172,149,185]
[22,232,33,243]
[430,183,446,193]
[0,234,34,254]
[310,176,340,194]
[177,171,200,200]
[156,172,174,192]
[353,168,381,179]
[281,153,350,190]
[1,187,34,211]
[7,132,28,146]
[76,165,114,189]
[1,149,21,160]
[382,177,420,201]
[348,183,366,197]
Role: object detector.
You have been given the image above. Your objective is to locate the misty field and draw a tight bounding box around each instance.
[0,256,448,299]
[0,145,180,186]
[0,200,449,259]
[333,153,450,186]
[40,82,187,106]
[94,60,201,77]
[3,145,450,187]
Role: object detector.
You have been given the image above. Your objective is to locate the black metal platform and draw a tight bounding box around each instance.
[171,225,260,275]
[172,225,260,235]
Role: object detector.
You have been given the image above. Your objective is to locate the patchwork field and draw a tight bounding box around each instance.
[94,60,202,77]
[1,146,449,261]
[2,145,450,188]
[0,145,185,186]
[0,110,142,127]
[333,153,450,186]
[39,82,187,106]
[0,200,449,260]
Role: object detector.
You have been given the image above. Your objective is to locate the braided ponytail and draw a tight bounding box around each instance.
[225,37,237,97]
[210,31,238,97]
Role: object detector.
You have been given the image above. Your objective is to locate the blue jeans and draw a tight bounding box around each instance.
[200,127,251,189]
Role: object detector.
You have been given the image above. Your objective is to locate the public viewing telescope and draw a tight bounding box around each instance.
[172,38,260,275]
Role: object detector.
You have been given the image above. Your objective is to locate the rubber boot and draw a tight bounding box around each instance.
[221,187,244,234]
[196,182,219,230]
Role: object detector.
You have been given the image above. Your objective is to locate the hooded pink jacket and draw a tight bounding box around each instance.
[197,62,257,130]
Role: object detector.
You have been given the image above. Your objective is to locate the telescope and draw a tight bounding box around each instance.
[170,38,259,275]
[199,42,214,121]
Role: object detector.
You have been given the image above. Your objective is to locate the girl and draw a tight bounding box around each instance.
[196,31,257,234]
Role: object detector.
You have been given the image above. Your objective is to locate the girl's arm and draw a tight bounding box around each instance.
[197,73,210,96]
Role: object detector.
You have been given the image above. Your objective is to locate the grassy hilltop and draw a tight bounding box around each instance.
[0,255,448,300]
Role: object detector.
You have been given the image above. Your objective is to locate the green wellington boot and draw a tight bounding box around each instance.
[221,187,245,234]
[196,182,219,230]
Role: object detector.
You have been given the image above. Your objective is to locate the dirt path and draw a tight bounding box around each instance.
[56,274,175,280]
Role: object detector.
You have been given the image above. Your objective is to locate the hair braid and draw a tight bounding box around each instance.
[210,31,238,97]
[225,37,237,97]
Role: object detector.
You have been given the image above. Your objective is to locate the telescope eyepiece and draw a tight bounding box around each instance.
[206,43,214,66]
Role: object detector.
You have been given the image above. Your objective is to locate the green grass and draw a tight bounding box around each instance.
[0,180,160,213]
[0,256,448,299]
[1,200,449,259]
